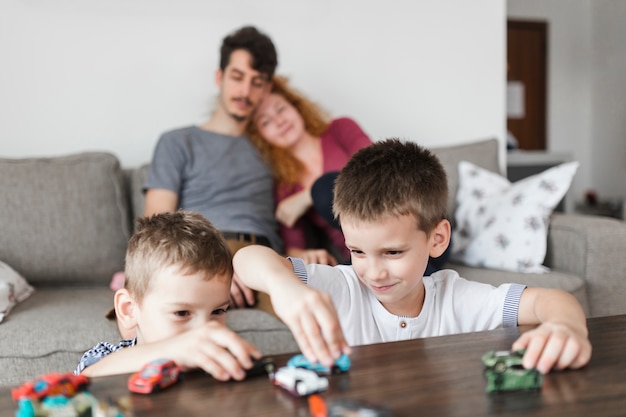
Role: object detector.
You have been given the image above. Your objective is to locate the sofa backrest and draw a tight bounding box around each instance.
[124,163,150,231]
[127,138,501,229]
[0,152,131,286]
[431,138,500,221]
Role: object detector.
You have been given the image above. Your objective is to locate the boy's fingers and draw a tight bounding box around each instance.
[314,298,349,358]
[224,339,261,369]
[555,338,581,370]
[197,356,232,381]
[200,342,246,381]
[284,308,320,364]
[299,307,333,366]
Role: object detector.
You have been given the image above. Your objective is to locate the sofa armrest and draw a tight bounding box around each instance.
[546,213,626,317]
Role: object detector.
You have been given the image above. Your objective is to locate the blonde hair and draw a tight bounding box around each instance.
[124,210,233,302]
[334,139,448,234]
[246,75,330,186]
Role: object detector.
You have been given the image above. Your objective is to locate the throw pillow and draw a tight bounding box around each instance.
[0,260,35,323]
[451,160,579,273]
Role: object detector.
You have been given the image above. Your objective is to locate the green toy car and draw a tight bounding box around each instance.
[482,349,543,393]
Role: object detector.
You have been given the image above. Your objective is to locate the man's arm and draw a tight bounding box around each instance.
[144,188,178,216]
[513,288,592,374]
[233,245,350,366]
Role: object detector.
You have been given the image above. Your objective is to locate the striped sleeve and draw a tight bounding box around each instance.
[502,284,526,327]
[74,338,136,375]
[287,257,308,284]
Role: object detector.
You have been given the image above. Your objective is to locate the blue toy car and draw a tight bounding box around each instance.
[287,353,351,375]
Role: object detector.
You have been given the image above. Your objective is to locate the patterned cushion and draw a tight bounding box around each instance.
[0,261,34,323]
[431,138,500,222]
[451,160,579,273]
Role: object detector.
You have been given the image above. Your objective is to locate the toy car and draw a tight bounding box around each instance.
[270,366,329,397]
[246,357,276,378]
[12,372,90,401]
[127,358,181,394]
[287,353,351,375]
[482,349,543,392]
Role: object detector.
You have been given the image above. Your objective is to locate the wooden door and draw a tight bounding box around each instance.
[507,20,548,150]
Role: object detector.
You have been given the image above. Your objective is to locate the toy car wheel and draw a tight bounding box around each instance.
[295,380,307,396]
[494,360,507,373]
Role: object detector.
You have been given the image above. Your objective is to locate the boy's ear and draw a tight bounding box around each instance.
[114,288,138,339]
[429,219,451,258]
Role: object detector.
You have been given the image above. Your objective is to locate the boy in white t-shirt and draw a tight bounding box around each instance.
[233,138,592,375]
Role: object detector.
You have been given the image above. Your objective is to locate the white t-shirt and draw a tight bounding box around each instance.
[289,258,525,347]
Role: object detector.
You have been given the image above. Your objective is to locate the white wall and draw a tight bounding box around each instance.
[508,0,626,203]
[590,1,626,200]
[0,0,505,169]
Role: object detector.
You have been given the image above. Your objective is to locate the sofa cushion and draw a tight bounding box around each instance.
[431,138,500,221]
[449,262,590,316]
[451,161,578,273]
[0,260,34,323]
[127,164,150,226]
[0,153,130,286]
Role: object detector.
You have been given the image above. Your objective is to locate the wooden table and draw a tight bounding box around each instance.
[2,314,625,416]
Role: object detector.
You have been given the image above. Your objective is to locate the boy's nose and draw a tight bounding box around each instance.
[364,259,386,282]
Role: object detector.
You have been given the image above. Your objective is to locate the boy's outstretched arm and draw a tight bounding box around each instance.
[233,245,351,366]
[513,288,592,374]
[81,322,260,381]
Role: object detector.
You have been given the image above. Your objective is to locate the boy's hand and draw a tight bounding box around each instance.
[272,281,351,368]
[512,322,592,374]
[168,321,262,381]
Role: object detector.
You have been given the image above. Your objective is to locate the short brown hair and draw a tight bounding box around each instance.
[333,139,448,234]
[220,26,278,79]
[124,211,233,302]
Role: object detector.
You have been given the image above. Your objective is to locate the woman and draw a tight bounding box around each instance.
[247,76,370,264]
[248,77,451,272]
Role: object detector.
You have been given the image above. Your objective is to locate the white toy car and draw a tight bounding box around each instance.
[270,366,329,396]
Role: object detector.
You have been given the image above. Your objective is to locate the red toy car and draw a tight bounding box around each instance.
[11,372,90,401]
[127,359,181,394]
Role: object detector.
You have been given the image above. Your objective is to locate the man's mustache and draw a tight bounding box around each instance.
[233,97,253,106]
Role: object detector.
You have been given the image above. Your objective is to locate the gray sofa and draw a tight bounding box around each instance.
[1,138,625,388]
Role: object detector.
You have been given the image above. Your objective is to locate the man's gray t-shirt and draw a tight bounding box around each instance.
[145,126,282,251]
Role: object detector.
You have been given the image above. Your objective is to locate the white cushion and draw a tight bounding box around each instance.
[0,261,34,323]
[451,160,579,273]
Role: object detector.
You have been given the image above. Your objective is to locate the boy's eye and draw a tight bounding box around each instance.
[350,249,364,255]
[387,250,403,256]
[212,308,228,316]
[173,311,190,317]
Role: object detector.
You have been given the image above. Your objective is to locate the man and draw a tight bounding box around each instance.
[143,26,279,310]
